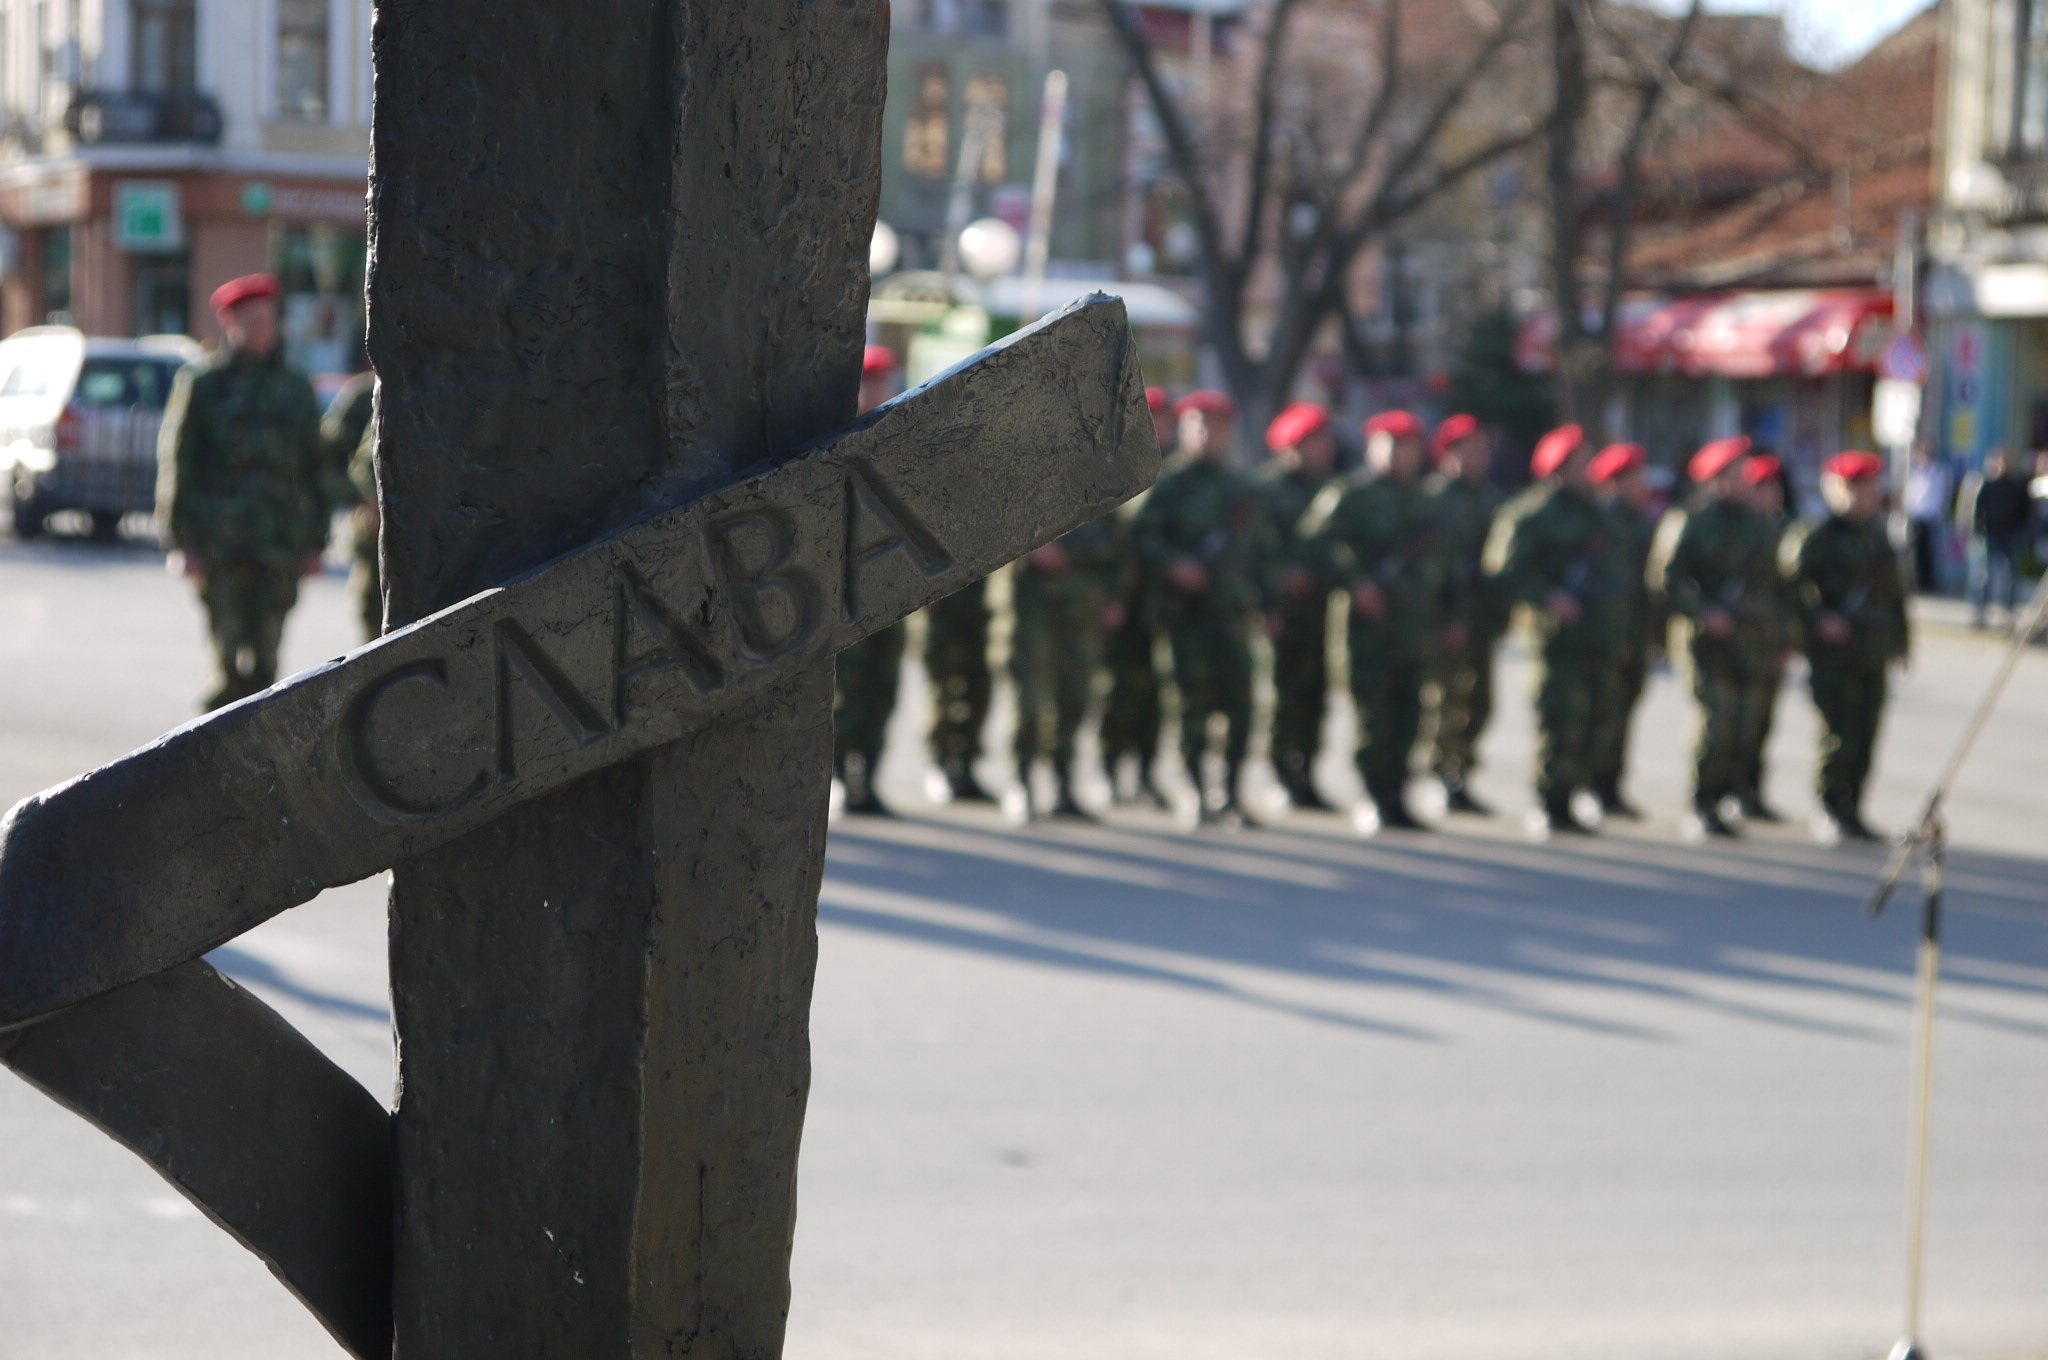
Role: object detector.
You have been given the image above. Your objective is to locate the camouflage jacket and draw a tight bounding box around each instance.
[1133,454,1267,616]
[1015,512,1121,625]
[1302,469,1444,654]
[1424,471,1506,636]
[1606,499,1663,658]
[320,371,375,512]
[1252,459,1333,620]
[1781,513,1909,668]
[158,347,329,567]
[1483,481,1631,653]
[1651,498,1782,636]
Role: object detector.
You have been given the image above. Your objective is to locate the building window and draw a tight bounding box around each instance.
[904,63,950,179]
[40,226,72,324]
[2017,0,2048,157]
[132,0,197,93]
[276,0,329,122]
[918,0,1005,37]
[964,71,1007,183]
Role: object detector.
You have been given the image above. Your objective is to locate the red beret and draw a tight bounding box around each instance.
[1741,454,1783,485]
[1431,413,1480,459]
[210,273,280,313]
[862,345,897,377]
[1824,450,1886,481]
[1146,385,1169,413]
[1530,423,1586,478]
[1588,442,1647,484]
[1688,435,1752,484]
[1363,409,1421,440]
[1175,389,1238,420]
[1266,402,1329,452]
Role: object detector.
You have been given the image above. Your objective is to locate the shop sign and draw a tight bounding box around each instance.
[242,181,274,216]
[114,181,183,252]
[21,174,85,224]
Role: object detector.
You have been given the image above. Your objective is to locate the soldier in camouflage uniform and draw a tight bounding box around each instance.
[1484,424,1632,837]
[1012,514,1122,818]
[1255,401,1339,811]
[835,345,907,814]
[1420,413,1504,815]
[1100,386,1173,807]
[923,579,994,803]
[322,371,380,640]
[1302,409,1442,832]
[1732,454,1797,822]
[158,273,329,712]
[1585,443,1659,819]
[1783,451,1909,843]
[1134,389,1265,826]
[1649,436,1780,839]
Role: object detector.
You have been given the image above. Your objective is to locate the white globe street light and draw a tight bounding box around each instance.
[869,220,900,277]
[956,217,1021,282]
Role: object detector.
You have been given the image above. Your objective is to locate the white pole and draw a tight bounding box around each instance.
[1020,69,1068,325]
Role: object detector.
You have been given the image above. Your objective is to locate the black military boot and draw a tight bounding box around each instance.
[1592,778,1641,821]
[1683,796,1739,841]
[1370,782,1426,831]
[1736,786,1784,824]
[1279,755,1334,812]
[1532,795,1594,838]
[1440,774,1493,816]
[1050,771,1097,822]
[942,754,995,804]
[842,756,893,817]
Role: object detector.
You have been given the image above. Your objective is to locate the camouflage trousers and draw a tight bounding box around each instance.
[1809,658,1887,816]
[1686,639,1759,804]
[1587,647,1647,791]
[834,622,905,773]
[350,507,381,641]
[1423,628,1496,782]
[1735,657,1786,798]
[1532,645,1619,802]
[1162,603,1252,780]
[1100,605,1161,764]
[1349,624,1426,799]
[924,582,990,769]
[198,558,301,711]
[1268,605,1328,780]
[1011,592,1105,770]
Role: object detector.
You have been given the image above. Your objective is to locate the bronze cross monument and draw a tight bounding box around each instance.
[0,4,1158,1356]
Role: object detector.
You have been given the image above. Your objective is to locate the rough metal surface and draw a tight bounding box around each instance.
[0,299,1152,1031]
[0,959,392,1358]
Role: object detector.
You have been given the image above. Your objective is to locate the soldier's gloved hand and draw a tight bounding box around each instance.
[1279,564,1315,598]
[1100,601,1126,632]
[1264,612,1285,639]
[1546,590,1582,625]
[1027,541,1071,573]
[1700,607,1735,638]
[1352,581,1386,621]
[1168,557,1210,593]
[1817,612,1851,645]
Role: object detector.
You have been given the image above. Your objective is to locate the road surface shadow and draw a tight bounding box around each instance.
[823,809,2048,1044]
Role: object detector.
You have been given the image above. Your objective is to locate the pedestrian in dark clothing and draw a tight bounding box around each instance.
[1956,447,2035,629]
[1903,444,1950,593]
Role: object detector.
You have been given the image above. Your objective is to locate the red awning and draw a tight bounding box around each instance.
[1516,290,1894,379]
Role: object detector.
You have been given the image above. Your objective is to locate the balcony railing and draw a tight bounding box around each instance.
[63,90,223,146]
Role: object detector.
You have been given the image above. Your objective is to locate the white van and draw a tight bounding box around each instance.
[0,326,203,540]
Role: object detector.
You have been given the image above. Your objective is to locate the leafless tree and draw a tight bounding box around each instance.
[1100,0,1545,436]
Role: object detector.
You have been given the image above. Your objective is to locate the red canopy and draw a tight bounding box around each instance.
[1517,290,1894,379]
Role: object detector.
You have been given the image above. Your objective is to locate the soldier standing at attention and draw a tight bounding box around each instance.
[1651,435,1779,840]
[1585,442,1659,819]
[321,370,380,640]
[1256,401,1339,811]
[923,545,995,804]
[1484,424,1628,838]
[1302,410,1441,833]
[1135,389,1264,826]
[1732,453,1797,822]
[1783,451,1909,843]
[1420,413,1503,815]
[834,345,908,815]
[1100,386,1174,807]
[158,273,328,712]
[1011,512,1122,819]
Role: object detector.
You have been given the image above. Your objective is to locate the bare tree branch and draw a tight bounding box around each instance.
[1599,0,1704,343]
[1239,0,1310,274]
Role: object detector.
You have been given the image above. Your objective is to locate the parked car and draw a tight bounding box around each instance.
[0,327,202,540]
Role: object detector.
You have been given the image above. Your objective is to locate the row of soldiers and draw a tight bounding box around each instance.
[836,353,1908,845]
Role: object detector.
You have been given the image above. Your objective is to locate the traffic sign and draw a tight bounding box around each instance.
[1879,331,1929,385]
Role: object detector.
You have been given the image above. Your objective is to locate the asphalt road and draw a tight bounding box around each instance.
[0,531,2044,1360]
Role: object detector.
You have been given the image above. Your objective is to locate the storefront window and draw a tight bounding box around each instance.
[904,64,950,179]
[276,0,330,122]
[273,222,364,378]
[964,71,1007,183]
[131,0,196,93]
